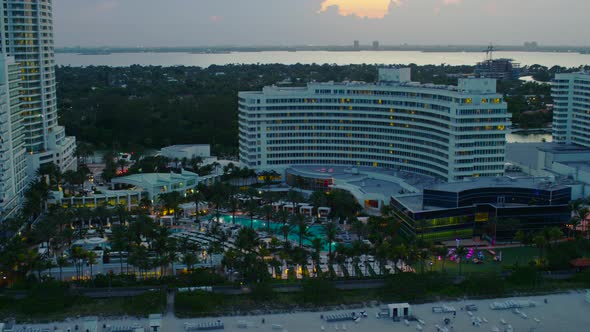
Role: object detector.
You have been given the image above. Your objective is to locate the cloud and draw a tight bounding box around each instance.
[319,0,402,19]
[95,0,119,12]
[442,0,463,5]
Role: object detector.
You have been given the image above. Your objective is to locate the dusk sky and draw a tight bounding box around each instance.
[54,0,590,47]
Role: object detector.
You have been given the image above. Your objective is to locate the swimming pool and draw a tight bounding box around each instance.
[211,214,335,251]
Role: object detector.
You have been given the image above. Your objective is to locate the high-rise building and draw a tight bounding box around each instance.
[239,68,510,181]
[0,0,76,176]
[0,55,27,220]
[552,72,590,148]
[475,58,520,81]
[372,41,379,50]
[353,40,360,50]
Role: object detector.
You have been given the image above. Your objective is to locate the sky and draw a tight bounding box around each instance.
[54,0,590,47]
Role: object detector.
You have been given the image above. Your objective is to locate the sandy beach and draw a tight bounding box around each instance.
[9,291,590,331]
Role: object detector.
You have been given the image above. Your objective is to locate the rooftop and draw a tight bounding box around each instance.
[112,171,198,188]
[560,161,590,173]
[537,144,590,154]
[163,144,210,148]
[287,165,441,191]
[428,176,569,193]
[505,142,545,170]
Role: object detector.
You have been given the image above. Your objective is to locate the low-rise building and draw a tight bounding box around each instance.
[506,143,590,199]
[111,170,200,200]
[160,144,213,161]
[390,176,572,241]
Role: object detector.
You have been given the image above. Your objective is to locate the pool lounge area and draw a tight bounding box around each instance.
[210,214,336,251]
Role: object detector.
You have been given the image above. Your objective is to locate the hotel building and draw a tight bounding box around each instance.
[0,0,76,176]
[239,68,510,181]
[552,71,590,147]
[0,55,27,220]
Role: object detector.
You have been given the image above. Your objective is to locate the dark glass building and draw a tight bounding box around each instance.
[391,177,572,241]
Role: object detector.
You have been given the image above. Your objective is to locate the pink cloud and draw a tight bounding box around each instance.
[319,0,403,19]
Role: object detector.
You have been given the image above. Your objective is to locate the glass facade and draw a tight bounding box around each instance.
[391,185,572,241]
[285,171,334,191]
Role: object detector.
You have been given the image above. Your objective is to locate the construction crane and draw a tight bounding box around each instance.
[484,44,495,62]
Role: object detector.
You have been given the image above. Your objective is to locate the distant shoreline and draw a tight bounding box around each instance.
[57,46,590,55]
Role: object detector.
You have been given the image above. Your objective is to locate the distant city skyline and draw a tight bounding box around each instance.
[54,0,590,47]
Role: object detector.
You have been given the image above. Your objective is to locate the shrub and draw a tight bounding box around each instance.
[250,282,274,302]
[175,291,225,315]
[302,279,337,304]
[462,273,505,296]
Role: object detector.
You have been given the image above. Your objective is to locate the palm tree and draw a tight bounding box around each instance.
[545,227,563,246]
[275,209,290,226]
[152,226,172,276]
[111,224,129,274]
[139,197,152,211]
[391,244,408,273]
[56,255,68,281]
[311,238,323,277]
[308,190,327,218]
[351,218,367,239]
[93,206,110,230]
[182,252,199,272]
[286,189,303,214]
[294,214,311,248]
[86,251,98,281]
[22,179,49,219]
[158,192,182,221]
[190,189,205,220]
[570,201,589,238]
[432,246,448,272]
[246,199,258,229]
[456,246,468,276]
[261,204,274,233]
[71,246,87,282]
[228,195,239,225]
[280,223,293,243]
[324,222,339,262]
[533,233,547,264]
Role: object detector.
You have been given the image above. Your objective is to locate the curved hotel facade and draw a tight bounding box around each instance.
[239,68,510,181]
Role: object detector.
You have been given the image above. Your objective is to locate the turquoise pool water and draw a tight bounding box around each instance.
[211,214,335,251]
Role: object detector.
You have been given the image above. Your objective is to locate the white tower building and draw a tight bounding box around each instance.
[239,68,510,181]
[0,0,76,176]
[0,55,27,220]
[552,72,590,147]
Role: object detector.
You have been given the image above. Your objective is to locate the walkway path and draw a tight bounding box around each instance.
[162,289,176,331]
